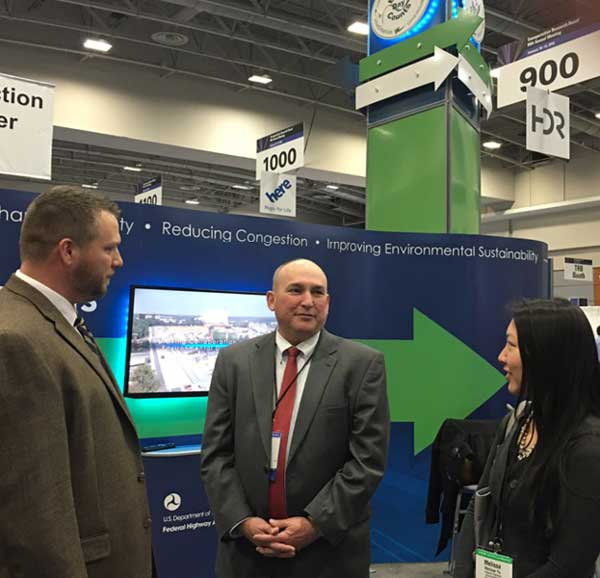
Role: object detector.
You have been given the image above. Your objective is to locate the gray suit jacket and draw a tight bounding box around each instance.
[200,329,390,578]
[0,275,153,578]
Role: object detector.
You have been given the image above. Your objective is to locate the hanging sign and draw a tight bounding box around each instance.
[259,173,296,217]
[497,29,600,108]
[256,123,304,179]
[526,87,570,160]
[0,72,54,180]
[135,176,163,205]
[564,257,593,282]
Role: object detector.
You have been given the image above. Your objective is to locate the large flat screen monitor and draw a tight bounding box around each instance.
[124,286,277,398]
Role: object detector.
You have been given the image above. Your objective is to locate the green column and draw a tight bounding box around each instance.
[361,12,488,234]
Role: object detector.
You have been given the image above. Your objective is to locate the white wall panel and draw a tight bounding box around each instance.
[481,159,514,202]
[530,163,565,205]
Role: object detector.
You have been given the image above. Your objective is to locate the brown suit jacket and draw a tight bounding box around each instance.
[0,275,152,578]
[200,330,390,578]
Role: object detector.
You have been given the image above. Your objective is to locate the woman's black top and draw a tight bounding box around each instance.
[454,413,600,578]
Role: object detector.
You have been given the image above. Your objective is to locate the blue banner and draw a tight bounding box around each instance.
[0,188,549,567]
[143,450,217,578]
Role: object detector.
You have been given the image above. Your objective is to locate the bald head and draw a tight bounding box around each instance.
[267,259,330,345]
[272,259,328,292]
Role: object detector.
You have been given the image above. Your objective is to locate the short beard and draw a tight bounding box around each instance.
[70,267,107,303]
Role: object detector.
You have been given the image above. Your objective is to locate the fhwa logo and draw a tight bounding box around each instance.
[163,492,182,512]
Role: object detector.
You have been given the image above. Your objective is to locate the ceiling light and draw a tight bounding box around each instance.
[595,112,600,119]
[83,38,112,53]
[347,21,369,35]
[151,31,189,47]
[483,140,503,150]
[123,165,142,172]
[232,184,252,190]
[248,74,272,85]
[325,184,339,190]
[81,183,98,189]
[185,198,200,205]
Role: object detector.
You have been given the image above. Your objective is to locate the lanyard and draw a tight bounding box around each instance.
[271,352,314,420]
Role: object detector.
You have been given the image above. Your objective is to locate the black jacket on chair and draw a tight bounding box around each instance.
[426,418,499,554]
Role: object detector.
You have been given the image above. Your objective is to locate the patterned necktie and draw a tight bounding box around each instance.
[268,346,300,519]
[74,317,114,380]
[74,316,102,357]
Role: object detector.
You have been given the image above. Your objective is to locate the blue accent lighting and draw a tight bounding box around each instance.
[395,0,442,42]
[451,0,459,19]
[368,0,444,54]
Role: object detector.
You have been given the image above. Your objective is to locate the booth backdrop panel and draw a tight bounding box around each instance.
[0,188,548,564]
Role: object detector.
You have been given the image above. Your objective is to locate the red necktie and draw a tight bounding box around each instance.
[268,346,300,519]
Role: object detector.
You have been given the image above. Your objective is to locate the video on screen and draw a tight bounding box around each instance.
[125,286,277,397]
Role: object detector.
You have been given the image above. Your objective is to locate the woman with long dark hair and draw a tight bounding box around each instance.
[454,298,600,578]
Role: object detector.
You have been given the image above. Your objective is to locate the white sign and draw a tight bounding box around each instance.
[475,549,513,578]
[0,72,54,180]
[260,173,296,217]
[497,29,600,108]
[370,0,429,39]
[135,176,163,205]
[526,87,570,160]
[256,123,304,179]
[564,257,593,282]
[356,47,458,109]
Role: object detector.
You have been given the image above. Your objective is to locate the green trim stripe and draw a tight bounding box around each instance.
[459,43,492,88]
[475,549,514,565]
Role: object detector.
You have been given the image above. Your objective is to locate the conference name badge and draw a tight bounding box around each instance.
[270,432,281,481]
[475,549,513,578]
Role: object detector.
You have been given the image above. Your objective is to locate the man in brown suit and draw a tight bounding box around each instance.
[0,187,153,578]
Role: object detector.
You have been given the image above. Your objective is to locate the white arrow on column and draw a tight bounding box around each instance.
[457,55,494,118]
[355,46,459,110]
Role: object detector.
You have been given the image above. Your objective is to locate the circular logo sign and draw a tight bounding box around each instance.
[463,0,485,44]
[371,0,431,39]
[163,492,182,512]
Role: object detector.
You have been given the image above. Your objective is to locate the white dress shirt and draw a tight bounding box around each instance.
[274,330,320,463]
[15,270,78,326]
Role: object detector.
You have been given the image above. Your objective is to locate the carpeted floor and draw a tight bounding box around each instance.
[370,562,448,577]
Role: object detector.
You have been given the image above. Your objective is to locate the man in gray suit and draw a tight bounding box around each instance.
[0,187,153,578]
[200,258,390,578]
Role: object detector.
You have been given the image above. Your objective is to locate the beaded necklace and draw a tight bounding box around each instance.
[517,414,536,461]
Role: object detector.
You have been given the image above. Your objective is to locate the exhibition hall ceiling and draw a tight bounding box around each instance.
[1,0,600,222]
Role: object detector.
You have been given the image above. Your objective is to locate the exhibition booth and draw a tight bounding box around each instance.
[0,188,549,576]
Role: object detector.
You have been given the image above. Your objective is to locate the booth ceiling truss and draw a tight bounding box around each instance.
[1,0,600,221]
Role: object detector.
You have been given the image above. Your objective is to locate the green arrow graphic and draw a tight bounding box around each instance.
[459,42,492,90]
[360,10,483,83]
[359,309,505,454]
